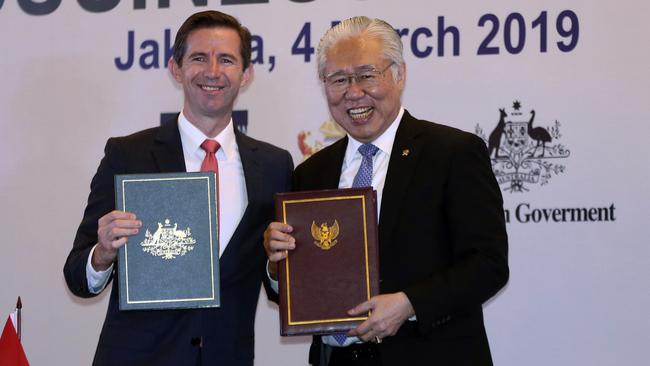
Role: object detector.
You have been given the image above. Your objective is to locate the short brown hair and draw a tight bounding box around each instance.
[172,10,252,70]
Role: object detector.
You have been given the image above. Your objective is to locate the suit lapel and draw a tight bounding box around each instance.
[310,137,348,190]
[235,130,264,206]
[151,118,186,173]
[378,111,425,247]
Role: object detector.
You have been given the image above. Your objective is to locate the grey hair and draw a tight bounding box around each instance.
[316,16,404,80]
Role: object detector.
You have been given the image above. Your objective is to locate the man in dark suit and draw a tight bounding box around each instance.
[64,11,292,366]
[264,16,508,365]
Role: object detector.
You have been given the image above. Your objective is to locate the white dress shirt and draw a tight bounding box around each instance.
[86,111,248,293]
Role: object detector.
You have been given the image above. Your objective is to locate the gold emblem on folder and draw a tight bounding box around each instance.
[140,219,196,260]
[311,220,340,250]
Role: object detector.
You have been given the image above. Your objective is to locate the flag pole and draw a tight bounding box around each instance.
[16,296,22,341]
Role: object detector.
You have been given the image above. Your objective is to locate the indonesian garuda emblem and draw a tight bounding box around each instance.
[140,218,196,260]
[311,220,340,250]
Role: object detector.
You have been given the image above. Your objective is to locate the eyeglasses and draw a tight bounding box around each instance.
[323,62,395,93]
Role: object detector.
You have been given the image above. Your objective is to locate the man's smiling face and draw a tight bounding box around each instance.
[323,35,405,143]
[169,27,251,124]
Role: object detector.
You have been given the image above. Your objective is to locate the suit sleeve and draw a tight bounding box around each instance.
[63,138,124,298]
[402,133,509,334]
[261,149,294,303]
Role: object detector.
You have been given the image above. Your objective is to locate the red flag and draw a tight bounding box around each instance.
[0,316,29,366]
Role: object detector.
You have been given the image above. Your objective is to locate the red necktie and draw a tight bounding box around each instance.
[200,139,220,173]
[201,139,221,238]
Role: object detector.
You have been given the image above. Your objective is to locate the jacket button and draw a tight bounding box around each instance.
[190,337,202,347]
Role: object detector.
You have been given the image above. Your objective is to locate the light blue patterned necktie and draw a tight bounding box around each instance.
[352,143,379,188]
[332,143,379,346]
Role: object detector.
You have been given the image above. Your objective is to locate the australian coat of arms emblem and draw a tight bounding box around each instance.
[140,218,196,260]
[476,100,570,192]
[311,220,340,250]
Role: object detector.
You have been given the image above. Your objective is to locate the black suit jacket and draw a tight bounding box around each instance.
[64,120,293,366]
[297,111,509,366]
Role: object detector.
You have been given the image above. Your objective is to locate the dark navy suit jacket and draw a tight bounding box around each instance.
[64,120,293,366]
[298,111,509,366]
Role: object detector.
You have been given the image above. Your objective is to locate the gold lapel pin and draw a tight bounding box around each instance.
[402,149,410,157]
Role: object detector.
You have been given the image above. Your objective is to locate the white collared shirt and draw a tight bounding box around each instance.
[86,111,248,293]
[177,111,248,257]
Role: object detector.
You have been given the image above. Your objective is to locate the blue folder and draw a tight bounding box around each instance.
[115,172,220,310]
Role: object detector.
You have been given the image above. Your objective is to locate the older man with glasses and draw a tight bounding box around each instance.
[265,16,509,366]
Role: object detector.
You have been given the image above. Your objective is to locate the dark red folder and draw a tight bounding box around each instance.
[275,188,380,336]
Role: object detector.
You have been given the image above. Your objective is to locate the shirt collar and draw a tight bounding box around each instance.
[346,107,404,156]
[177,110,238,161]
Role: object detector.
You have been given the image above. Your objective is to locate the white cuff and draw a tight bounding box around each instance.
[266,260,279,294]
[86,244,113,294]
